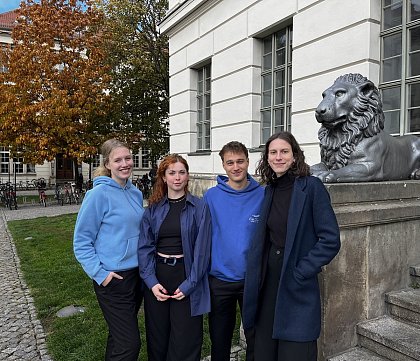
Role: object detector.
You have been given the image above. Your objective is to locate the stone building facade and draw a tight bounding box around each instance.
[161,0,419,189]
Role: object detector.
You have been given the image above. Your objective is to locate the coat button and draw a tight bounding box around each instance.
[276,250,280,255]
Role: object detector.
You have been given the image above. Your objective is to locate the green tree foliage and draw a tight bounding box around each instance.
[98,0,169,163]
[0,0,112,164]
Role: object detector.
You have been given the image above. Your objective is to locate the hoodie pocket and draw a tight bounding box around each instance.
[120,235,139,262]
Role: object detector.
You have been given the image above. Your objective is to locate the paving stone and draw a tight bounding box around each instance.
[0,205,79,361]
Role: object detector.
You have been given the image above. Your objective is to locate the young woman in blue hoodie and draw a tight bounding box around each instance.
[73,139,145,361]
[138,154,211,361]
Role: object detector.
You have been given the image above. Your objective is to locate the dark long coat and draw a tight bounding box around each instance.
[243,176,340,342]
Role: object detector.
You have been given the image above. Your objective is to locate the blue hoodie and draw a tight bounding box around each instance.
[73,176,144,285]
[204,174,264,282]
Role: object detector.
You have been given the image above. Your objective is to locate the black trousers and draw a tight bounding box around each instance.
[144,261,203,361]
[93,269,143,361]
[209,276,255,361]
[254,246,317,361]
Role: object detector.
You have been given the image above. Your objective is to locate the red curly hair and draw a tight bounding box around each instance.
[148,154,190,206]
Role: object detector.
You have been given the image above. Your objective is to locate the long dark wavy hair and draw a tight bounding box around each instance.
[148,154,190,206]
[256,131,310,185]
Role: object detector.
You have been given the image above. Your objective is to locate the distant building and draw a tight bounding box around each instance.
[0,9,152,186]
[160,0,420,184]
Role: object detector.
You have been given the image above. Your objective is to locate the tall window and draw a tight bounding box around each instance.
[133,154,140,168]
[0,147,9,174]
[92,154,100,169]
[141,149,150,168]
[261,26,293,144]
[197,63,211,151]
[381,0,420,134]
[0,43,10,73]
[14,158,24,174]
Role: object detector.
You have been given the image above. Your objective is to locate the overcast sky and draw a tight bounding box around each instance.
[0,0,22,13]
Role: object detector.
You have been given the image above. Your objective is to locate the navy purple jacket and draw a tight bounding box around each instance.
[138,193,211,316]
[243,176,340,341]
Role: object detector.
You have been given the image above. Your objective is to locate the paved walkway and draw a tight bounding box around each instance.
[0,203,81,361]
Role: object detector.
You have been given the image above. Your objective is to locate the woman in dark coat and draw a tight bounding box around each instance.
[243,131,340,361]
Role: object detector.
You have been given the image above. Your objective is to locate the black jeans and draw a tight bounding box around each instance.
[254,246,317,361]
[93,269,143,361]
[144,261,203,361]
[209,276,255,361]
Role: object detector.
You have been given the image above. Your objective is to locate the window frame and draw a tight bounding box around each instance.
[141,149,150,169]
[196,63,211,151]
[91,154,100,169]
[133,154,140,169]
[380,0,420,135]
[0,147,9,174]
[260,26,293,145]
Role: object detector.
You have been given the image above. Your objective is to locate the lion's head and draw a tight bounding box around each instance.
[315,73,384,170]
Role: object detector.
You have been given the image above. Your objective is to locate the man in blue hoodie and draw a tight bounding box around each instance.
[204,141,264,361]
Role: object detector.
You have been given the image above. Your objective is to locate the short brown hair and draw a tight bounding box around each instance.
[219,141,248,161]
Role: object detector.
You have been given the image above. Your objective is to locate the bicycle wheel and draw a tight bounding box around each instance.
[9,193,17,210]
[12,196,18,210]
[66,192,72,205]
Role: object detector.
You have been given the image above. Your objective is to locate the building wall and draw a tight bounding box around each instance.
[161,0,381,175]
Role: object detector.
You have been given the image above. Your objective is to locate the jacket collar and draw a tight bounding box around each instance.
[157,192,195,207]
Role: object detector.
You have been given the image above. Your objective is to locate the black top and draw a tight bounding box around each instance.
[157,195,186,255]
[267,172,295,249]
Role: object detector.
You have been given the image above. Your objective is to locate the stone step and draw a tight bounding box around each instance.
[409,265,420,288]
[358,316,420,361]
[327,347,391,360]
[386,288,420,325]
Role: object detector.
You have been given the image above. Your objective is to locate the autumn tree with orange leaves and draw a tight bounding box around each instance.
[0,0,112,164]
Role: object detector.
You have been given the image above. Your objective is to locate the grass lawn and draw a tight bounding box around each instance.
[8,214,242,361]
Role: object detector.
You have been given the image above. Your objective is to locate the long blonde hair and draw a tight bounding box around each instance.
[93,139,130,178]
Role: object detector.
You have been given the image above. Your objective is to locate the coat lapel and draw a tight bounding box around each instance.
[281,177,307,276]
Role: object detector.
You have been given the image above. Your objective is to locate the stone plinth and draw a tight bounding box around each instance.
[189,176,420,360]
[319,181,420,360]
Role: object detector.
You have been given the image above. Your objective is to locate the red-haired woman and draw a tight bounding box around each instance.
[138,154,211,361]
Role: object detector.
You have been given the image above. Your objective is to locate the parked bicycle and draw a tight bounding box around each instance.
[62,182,73,205]
[132,174,151,198]
[70,182,83,204]
[0,182,18,210]
[54,183,64,206]
[34,178,47,207]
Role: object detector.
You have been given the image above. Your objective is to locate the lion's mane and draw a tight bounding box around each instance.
[319,73,385,170]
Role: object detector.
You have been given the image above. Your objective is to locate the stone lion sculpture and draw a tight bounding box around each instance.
[310,73,420,182]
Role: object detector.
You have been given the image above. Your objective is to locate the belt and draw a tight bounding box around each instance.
[156,255,184,266]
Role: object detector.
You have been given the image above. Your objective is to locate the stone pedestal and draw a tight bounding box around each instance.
[190,176,420,360]
[319,181,420,359]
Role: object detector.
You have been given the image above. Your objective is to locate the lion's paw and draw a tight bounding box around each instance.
[411,169,420,180]
[312,171,337,183]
